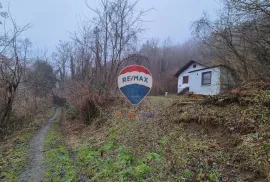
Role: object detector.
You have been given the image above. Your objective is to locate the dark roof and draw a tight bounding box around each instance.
[174,60,206,77]
[188,65,233,73]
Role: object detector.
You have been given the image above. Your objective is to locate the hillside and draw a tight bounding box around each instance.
[0,82,269,181]
[0,0,270,181]
[55,82,270,181]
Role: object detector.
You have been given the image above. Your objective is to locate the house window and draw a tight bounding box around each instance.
[193,64,196,68]
[183,76,189,84]
[202,71,212,85]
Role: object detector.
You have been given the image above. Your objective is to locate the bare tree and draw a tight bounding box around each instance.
[85,0,150,91]
[192,0,270,81]
[53,41,73,82]
[139,38,201,94]
[0,9,31,132]
[70,21,94,80]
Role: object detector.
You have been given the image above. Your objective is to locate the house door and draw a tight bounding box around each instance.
[183,76,189,84]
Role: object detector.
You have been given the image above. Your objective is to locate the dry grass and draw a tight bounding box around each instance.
[59,82,270,181]
[56,80,119,125]
[0,85,52,139]
[162,82,270,181]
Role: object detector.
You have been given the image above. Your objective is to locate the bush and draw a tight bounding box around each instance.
[55,80,115,125]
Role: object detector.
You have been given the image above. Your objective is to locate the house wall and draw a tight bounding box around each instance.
[189,67,221,95]
[177,63,205,93]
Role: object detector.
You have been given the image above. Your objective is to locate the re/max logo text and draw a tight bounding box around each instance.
[122,76,148,83]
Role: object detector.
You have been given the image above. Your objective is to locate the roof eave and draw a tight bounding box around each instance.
[188,65,233,73]
[174,60,206,77]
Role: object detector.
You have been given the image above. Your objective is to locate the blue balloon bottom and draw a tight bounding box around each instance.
[120,84,150,104]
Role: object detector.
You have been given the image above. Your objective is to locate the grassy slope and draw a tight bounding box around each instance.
[62,89,270,182]
[61,96,226,181]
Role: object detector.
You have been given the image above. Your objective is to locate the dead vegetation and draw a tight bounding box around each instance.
[163,81,270,181]
[54,81,270,181]
[56,80,120,126]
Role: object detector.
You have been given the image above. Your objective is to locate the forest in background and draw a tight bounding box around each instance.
[0,0,270,137]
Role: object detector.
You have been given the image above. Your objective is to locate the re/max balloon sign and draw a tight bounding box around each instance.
[118,65,153,105]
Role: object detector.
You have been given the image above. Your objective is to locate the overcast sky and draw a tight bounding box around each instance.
[1,0,221,53]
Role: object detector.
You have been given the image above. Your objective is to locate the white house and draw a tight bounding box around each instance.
[174,60,236,95]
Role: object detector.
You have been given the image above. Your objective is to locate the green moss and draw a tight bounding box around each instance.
[0,131,34,181]
[208,171,221,181]
[135,163,151,177]
[145,152,161,162]
[43,118,77,182]
[47,107,55,118]
[181,169,193,180]
[103,140,116,151]
[73,140,157,181]
[160,136,168,145]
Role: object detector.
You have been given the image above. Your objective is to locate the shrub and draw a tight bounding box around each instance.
[55,80,115,125]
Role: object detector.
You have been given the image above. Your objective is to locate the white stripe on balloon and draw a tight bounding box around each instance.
[118,71,153,88]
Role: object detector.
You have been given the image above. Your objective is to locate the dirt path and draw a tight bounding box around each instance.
[18,108,59,182]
